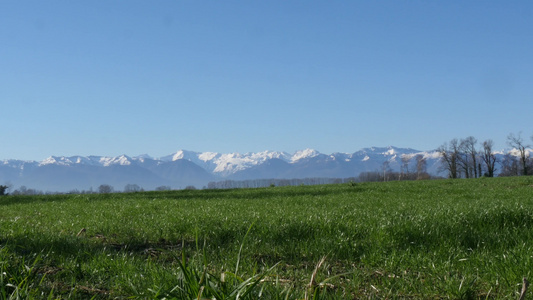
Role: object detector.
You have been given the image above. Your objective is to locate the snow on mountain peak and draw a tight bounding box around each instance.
[384,148,395,155]
[291,148,320,162]
[40,156,62,166]
[424,151,442,159]
[99,155,132,167]
[172,150,185,161]
[161,150,201,162]
[39,156,86,166]
[116,155,132,165]
[210,150,289,175]
[198,152,219,162]
[250,150,291,161]
[508,148,533,157]
[161,150,293,175]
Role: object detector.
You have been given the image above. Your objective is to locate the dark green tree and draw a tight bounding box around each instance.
[0,185,8,196]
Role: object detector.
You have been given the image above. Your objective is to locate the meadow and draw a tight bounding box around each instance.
[1,176,533,299]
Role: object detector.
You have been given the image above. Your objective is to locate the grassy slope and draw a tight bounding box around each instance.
[1,176,533,299]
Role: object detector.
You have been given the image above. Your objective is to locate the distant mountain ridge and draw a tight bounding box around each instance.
[2,145,522,193]
[0,146,445,192]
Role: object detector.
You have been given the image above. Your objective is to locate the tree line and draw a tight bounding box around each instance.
[0,183,174,196]
[206,177,356,189]
[438,132,533,179]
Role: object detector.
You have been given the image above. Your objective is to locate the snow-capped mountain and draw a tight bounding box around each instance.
[161,149,314,176]
[6,145,529,193]
[1,146,446,192]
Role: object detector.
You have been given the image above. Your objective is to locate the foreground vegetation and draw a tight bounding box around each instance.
[1,177,533,299]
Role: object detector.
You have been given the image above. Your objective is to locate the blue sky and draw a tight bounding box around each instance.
[1,1,532,160]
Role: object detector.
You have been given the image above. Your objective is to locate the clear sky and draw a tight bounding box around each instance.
[1,1,532,161]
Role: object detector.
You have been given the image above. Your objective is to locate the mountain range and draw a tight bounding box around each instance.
[1,146,451,192]
[4,145,526,193]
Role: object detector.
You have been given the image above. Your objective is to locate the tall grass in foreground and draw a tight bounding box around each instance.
[1,176,533,298]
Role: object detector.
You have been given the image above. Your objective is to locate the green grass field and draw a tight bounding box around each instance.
[2,176,533,299]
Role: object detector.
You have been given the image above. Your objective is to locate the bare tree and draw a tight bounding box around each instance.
[382,161,393,181]
[124,184,142,193]
[500,153,520,177]
[358,171,383,182]
[456,149,471,178]
[400,154,410,180]
[507,132,531,176]
[481,139,497,177]
[415,154,427,179]
[98,184,114,194]
[459,136,478,178]
[156,185,171,191]
[12,186,42,195]
[438,139,460,178]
